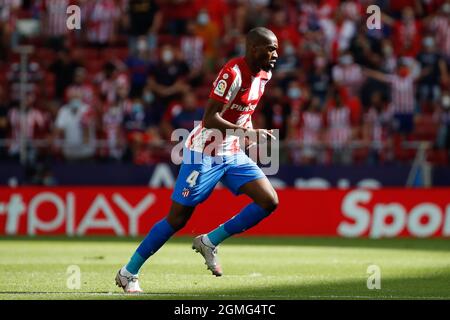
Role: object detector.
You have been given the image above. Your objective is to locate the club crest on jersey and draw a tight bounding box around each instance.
[214,80,227,97]
[182,188,190,197]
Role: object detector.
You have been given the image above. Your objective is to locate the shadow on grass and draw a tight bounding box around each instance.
[1,271,449,300]
[1,236,449,252]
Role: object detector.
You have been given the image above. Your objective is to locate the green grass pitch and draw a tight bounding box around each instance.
[0,237,449,300]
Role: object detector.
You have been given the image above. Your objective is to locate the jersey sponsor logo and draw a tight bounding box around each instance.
[214,80,227,97]
[230,103,257,112]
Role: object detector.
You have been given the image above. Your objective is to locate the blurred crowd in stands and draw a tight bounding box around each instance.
[1,0,450,168]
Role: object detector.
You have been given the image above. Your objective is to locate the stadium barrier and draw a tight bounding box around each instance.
[0,187,449,238]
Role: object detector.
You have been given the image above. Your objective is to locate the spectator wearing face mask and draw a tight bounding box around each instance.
[54,92,96,161]
[332,51,364,97]
[147,44,190,117]
[290,96,325,165]
[416,35,449,105]
[125,37,153,98]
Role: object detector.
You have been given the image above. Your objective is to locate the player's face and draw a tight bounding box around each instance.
[255,36,279,72]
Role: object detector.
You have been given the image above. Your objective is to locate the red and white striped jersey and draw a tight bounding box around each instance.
[85,0,121,44]
[364,106,393,146]
[42,0,71,37]
[430,15,450,59]
[299,111,323,145]
[387,74,415,114]
[8,107,50,154]
[326,105,352,147]
[332,64,364,97]
[185,57,271,155]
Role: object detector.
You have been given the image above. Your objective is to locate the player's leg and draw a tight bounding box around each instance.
[204,176,277,248]
[192,153,277,276]
[116,202,195,292]
[117,147,225,288]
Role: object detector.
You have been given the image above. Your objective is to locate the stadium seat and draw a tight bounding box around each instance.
[412,114,438,142]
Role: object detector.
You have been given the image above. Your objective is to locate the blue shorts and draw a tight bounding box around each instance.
[171,148,266,207]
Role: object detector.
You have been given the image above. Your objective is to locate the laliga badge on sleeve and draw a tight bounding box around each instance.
[214,79,227,97]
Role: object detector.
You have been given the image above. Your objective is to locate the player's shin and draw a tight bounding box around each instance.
[205,203,271,246]
[125,218,175,275]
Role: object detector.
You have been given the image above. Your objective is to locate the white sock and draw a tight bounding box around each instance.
[121,266,136,277]
[201,234,216,249]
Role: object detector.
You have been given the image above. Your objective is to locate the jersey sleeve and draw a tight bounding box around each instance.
[209,66,240,104]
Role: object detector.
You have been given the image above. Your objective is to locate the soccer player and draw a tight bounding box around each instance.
[116,27,279,293]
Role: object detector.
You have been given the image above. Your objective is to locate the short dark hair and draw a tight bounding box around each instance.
[246,27,276,48]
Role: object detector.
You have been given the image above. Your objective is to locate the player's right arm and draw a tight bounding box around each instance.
[203,67,274,143]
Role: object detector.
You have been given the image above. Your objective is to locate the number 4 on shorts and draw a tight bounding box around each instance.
[186,170,199,187]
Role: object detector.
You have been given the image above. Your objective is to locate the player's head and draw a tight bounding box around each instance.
[245,27,278,72]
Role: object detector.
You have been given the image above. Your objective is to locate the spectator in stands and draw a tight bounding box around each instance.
[308,54,330,105]
[416,35,449,106]
[8,93,51,162]
[84,0,122,48]
[0,87,9,159]
[0,0,21,51]
[260,87,291,142]
[325,88,354,164]
[363,91,394,164]
[364,61,418,136]
[191,8,221,70]
[7,60,43,102]
[332,51,364,97]
[385,6,423,58]
[161,0,199,36]
[147,43,190,118]
[94,61,128,104]
[426,1,450,62]
[65,67,96,106]
[291,95,325,165]
[180,21,205,80]
[48,48,82,102]
[435,90,450,153]
[160,91,203,140]
[125,36,152,98]
[320,6,356,63]
[54,92,96,161]
[102,96,126,161]
[122,96,162,164]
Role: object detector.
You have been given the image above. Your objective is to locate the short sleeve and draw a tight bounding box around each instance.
[209,66,240,104]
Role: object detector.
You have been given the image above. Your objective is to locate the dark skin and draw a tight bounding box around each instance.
[167,29,279,231]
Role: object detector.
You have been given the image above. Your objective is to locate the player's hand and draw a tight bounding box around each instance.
[245,129,276,149]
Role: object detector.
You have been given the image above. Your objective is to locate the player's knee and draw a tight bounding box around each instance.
[167,214,191,231]
[259,192,279,214]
